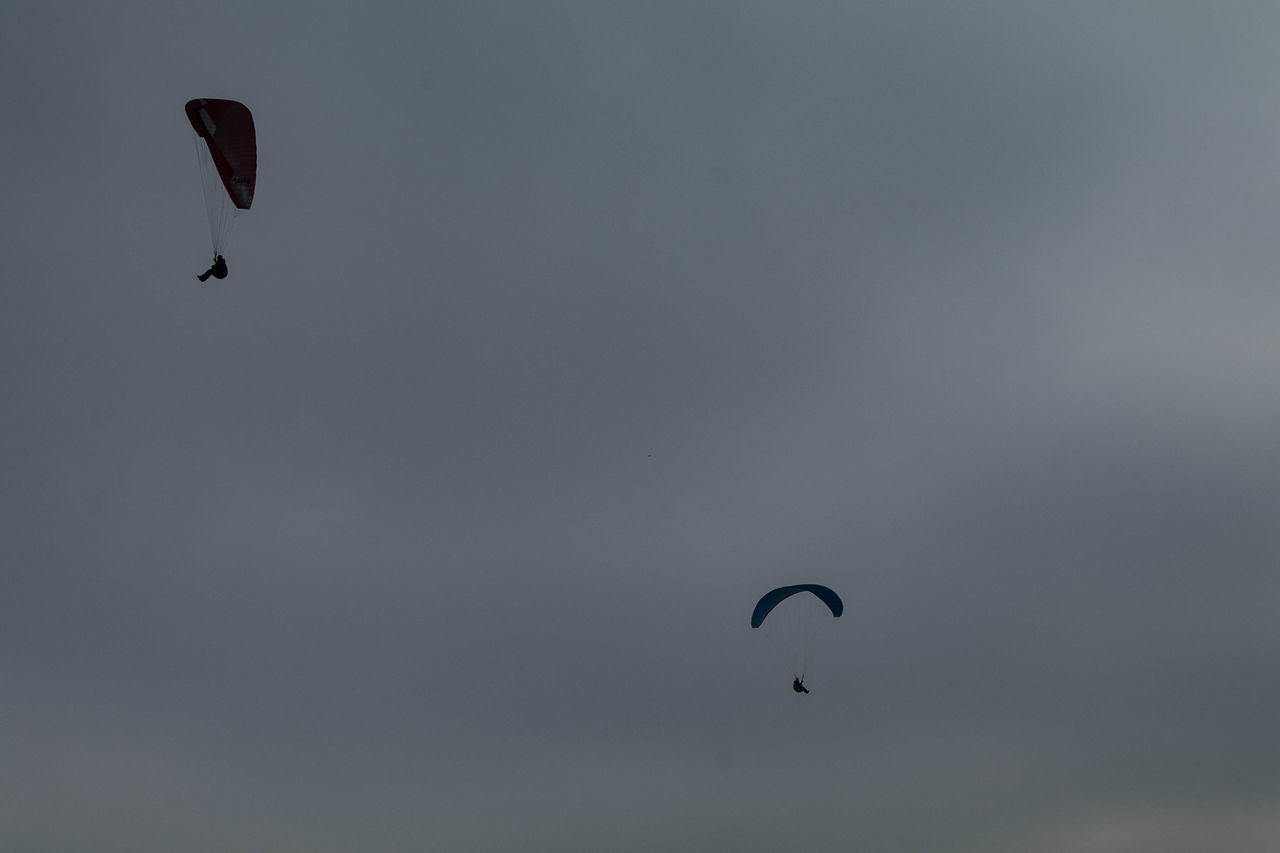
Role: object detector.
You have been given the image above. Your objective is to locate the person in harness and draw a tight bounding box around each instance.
[197,255,228,282]
[792,677,810,694]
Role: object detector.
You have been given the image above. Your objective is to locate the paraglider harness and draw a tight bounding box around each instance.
[793,677,810,694]
[197,255,228,282]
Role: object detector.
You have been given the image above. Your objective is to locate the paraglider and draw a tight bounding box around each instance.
[752,584,843,693]
[185,99,256,281]
[197,255,228,282]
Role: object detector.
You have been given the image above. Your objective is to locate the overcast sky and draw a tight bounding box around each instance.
[2,2,1279,851]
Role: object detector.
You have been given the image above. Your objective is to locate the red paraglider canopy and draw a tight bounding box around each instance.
[185,99,256,209]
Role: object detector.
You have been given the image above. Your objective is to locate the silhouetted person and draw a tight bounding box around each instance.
[793,677,809,694]
[197,255,228,282]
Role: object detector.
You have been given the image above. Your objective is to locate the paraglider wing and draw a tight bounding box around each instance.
[185,99,256,209]
[751,584,843,628]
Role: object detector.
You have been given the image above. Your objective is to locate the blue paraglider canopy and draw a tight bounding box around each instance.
[751,584,843,628]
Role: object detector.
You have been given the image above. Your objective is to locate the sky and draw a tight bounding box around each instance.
[2,2,1279,850]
